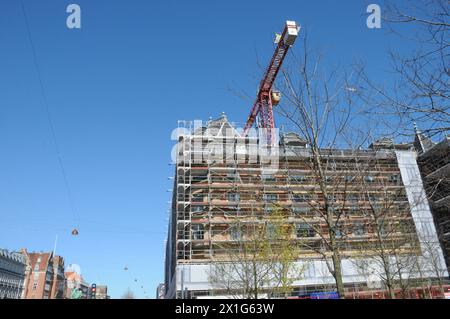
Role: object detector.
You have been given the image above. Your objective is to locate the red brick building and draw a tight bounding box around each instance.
[51,256,65,299]
[21,250,65,299]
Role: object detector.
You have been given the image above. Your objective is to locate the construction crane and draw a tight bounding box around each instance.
[243,20,300,145]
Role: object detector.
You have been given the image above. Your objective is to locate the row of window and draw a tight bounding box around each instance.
[0,289,22,299]
[0,261,24,274]
[0,276,23,286]
[187,222,401,240]
[188,174,400,184]
[191,204,406,214]
[192,192,403,203]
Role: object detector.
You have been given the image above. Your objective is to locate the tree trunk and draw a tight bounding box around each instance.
[331,240,345,299]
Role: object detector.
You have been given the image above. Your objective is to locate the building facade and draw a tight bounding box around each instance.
[414,131,450,272]
[156,283,165,299]
[94,285,110,299]
[0,249,26,299]
[21,250,65,299]
[50,256,65,299]
[64,270,90,299]
[164,116,448,299]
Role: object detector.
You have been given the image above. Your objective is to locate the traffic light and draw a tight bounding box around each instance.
[91,284,97,299]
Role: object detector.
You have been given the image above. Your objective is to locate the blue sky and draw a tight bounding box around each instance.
[0,0,413,298]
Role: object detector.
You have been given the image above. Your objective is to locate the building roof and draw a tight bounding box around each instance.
[280,132,308,147]
[193,113,241,138]
[413,124,436,154]
[52,255,65,267]
[0,249,26,264]
[65,271,88,286]
[28,252,53,272]
[419,135,450,158]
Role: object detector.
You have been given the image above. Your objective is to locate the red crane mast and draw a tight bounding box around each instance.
[243,21,300,145]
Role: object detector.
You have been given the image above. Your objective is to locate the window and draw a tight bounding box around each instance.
[192,206,204,213]
[263,194,278,202]
[192,175,208,182]
[262,174,276,182]
[32,282,37,291]
[191,224,204,240]
[292,206,310,215]
[344,175,354,183]
[364,175,375,183]
[227,193,240,202]
[230,226,242,240]
[399,222,414,234]
[266,224,276,239]
[290,175,307,183]
[296,223,315,238]
[347,194,359,203]
[292,194,311,203]
[227,171,236,179]
[353,222,366,236]
[326,194,337,203]
[367,194,378,202]
[389,174,400,184]
[34,264,39,271]
[191,193,205,203]
[36,257,42,263]
[348,205,359,213]
[335,227,343,238]
[265,205,275,214]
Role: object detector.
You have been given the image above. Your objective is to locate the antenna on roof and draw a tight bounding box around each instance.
[53,235,58,256]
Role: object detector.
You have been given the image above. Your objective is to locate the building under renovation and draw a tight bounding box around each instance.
[414,129,450,272]
[164,115,449,299]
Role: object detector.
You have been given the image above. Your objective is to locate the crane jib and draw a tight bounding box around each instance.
[243,20,299,141]
[261,44,288,92]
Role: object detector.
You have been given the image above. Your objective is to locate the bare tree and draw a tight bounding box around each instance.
[348,152,421,299]
[208,206,302,299]
[275,34,374,298]
[121,288,136,299]
[348,148,449,299]
[357,0,449,138]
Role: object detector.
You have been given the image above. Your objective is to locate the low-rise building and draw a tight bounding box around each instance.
[156,283,165,299]
[21,250,66,299]
[65,270,90,299]
[95,285,110,299]
[0,249,26,299]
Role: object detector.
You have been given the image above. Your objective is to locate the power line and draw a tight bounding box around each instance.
[20,0,80,227]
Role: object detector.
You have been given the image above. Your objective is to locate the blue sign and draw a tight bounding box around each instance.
[309,292,339,299]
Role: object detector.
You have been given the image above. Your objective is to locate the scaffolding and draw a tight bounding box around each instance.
[416,136,450,271]
[166,117,447,298]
